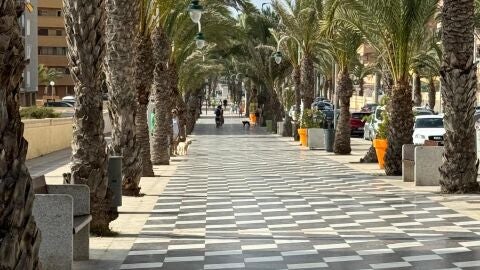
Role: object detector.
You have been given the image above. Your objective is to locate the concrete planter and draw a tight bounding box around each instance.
[266,120,273,132]
[414,146,443,186]
[307,128,325,150]
[277,122,284,136]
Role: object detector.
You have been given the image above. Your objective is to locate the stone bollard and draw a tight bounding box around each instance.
[108,156,123,207]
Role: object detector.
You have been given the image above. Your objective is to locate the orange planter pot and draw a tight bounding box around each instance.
[373,139,388,169]
[249,113,257,124]
[298,128,308,147]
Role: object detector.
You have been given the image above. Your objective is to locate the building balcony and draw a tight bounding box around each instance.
[38,36,67,47]
[38,0,62,9]
[38,16,64,28]
[38,55,69,67]
[39,74,74,87]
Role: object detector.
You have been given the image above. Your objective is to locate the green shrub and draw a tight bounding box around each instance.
[20,107,61,119]
[376,110,389,139]
[300,109,324,129]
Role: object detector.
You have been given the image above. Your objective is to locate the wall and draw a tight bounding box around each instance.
[24,118,73,159]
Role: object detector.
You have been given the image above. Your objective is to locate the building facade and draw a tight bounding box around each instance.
[19,0,39,107]
[37,0,74,101]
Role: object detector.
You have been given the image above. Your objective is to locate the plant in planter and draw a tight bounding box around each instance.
[373,109,389,169]
[299,109,325,147]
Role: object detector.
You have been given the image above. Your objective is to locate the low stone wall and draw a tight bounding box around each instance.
[24,118,73,160]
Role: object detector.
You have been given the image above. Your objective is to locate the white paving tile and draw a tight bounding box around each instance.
[120,262,164,269]
[204,263,246,269]
[286,262,328,269]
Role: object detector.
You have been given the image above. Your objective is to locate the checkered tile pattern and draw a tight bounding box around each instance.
[122,117,480,270]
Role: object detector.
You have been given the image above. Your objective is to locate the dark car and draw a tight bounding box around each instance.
[44,101,74,108]
[313,101,333,111]
[351,112,371,136]
[361,103,378,113]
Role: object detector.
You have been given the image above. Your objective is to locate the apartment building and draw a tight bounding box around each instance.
[37,0,74,100]
[18,0,39,107]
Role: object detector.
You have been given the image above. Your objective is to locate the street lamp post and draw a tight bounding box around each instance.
[188,0,206,50]
[50,81,55,100]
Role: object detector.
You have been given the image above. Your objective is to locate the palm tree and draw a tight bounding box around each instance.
[351,62,374,97]
[38,64,63,97]
[324,1,363,154]
[440,0,480,193]
[105,0,143,196]
[272,0,324,109]
[134,0,157,177]
[340,0,438,175]
[63,0,117,234]
[0,1,41,267]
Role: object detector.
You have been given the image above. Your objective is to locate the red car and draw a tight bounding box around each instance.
[351,112,371,136]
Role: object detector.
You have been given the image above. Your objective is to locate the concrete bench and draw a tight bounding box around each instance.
[402,144,416,182]
[414,146,443,186]
[32,176,91,270]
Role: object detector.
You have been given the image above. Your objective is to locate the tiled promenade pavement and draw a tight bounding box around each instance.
[122,116,480,270]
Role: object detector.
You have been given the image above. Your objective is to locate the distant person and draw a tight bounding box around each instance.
[223,99,228,108]
[171,109,180,155]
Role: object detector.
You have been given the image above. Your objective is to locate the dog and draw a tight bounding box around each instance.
[177,139,193,156]
[242,121,251,127]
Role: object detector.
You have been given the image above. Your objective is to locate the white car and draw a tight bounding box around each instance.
[364,106,384,140]
[413,115,445,145]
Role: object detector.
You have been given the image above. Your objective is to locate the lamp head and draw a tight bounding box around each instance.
[274,51,283,64]
[195,32,206,49]
[188,0,203,24]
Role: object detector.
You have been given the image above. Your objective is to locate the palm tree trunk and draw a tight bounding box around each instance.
[359,79,364,97]
[64,0,117,234]
[293,66,301,140]
[322,77,329,98]
[440,0,480,193]
[301,56,315,109]
[151,27,171,165]
[334,69,353,154]
[428,77,436,111]
[0,1,41,267]
[105,0,142,196]
[413,73,422,106]
[134,36,155,177]
[384,80,414,175]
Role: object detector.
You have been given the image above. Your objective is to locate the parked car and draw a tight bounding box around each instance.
[361,103,378,113]
[44,101,74,108]
[363,106,384,140]
[413,115,445,145]
[288,105,298,121]
[413,107,434,116]
[312,101,333,110]
[350,112,371,136]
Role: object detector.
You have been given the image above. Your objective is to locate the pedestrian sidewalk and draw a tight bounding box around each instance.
[276,134,480,223]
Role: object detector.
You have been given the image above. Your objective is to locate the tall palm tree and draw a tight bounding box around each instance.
[440,0,480,193]
[105,0,142,196]
[340,0,438,175]
[324,1,363,154]
[151,24,172,165]
[63,0,117,234]
[134,0,157,177]
[272,0,324,109]
[38,64,63,96]
[0,1,41,267]
[351,62,374,97]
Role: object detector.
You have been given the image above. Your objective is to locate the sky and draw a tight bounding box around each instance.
[251,0,271,9]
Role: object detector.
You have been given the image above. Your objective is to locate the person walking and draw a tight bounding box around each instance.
[171,109,180,156]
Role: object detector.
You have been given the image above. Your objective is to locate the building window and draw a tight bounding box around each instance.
[26,71,31,88]
[26,45,31,60]
[39,47,68,56]
[38,9,48,16]
[57,10,62,17]
[56,29,63,36]
[38,28,48,35]
[26,19,30,36]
